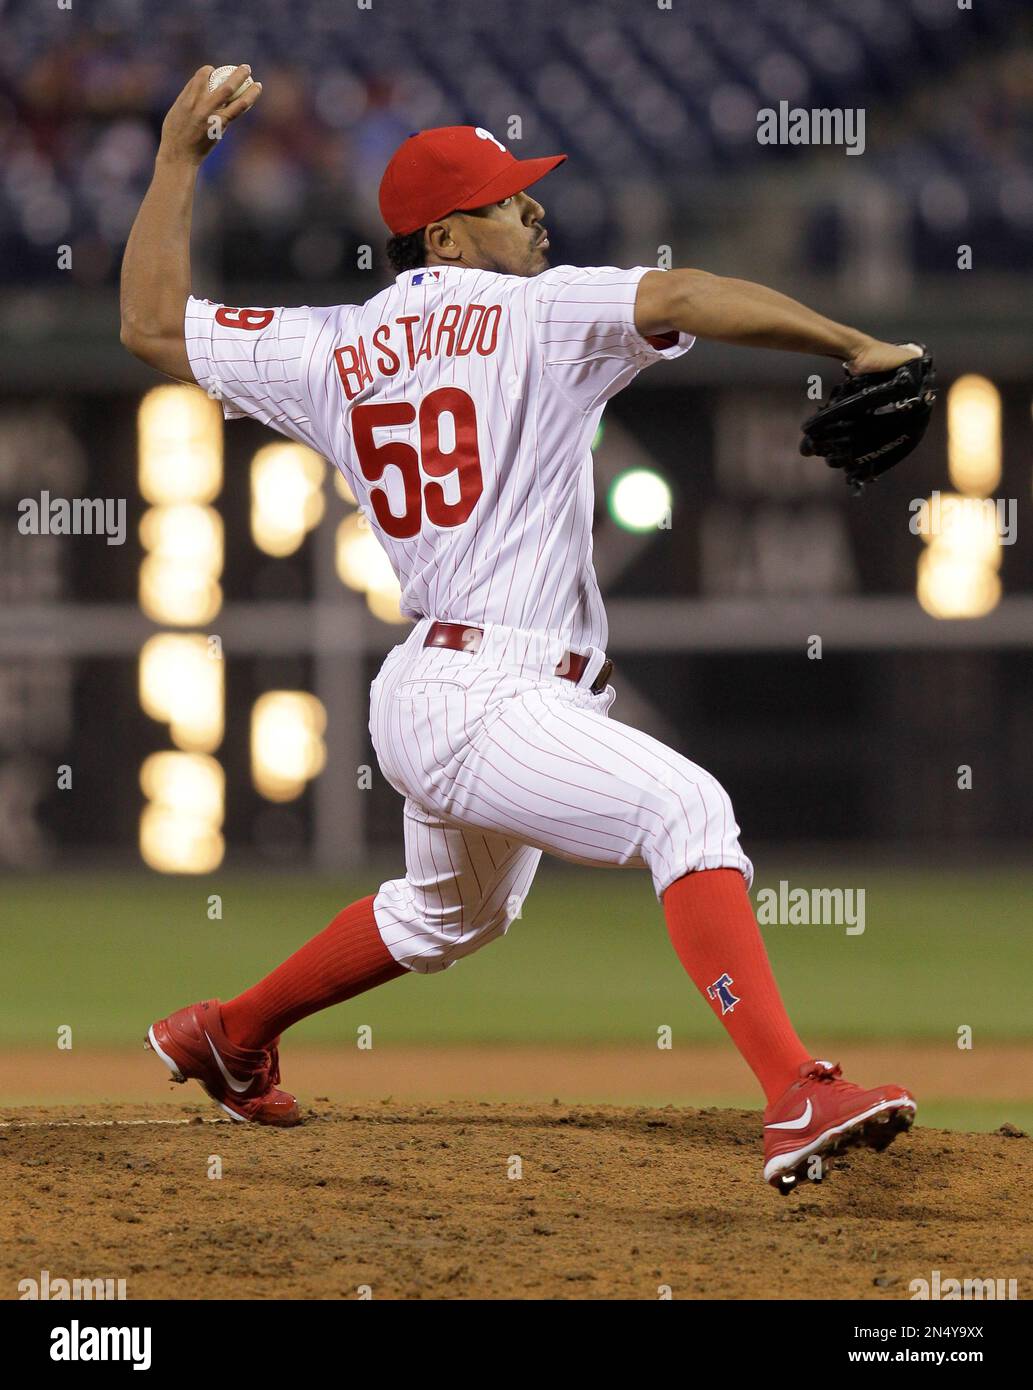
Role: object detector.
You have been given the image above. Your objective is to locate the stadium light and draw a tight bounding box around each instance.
[332,468,357,504]
[137,385,225,871]
[139,751,225,873]
[607,467,672,532]
[365,580,406,625]
[915,490,1002,619]
[251,442,327,556]
[138,385,222,505]
[335,512,406,622]
[138,504,223,625]
[139,634,224,753]
[251,691,328,802]
[947,374,1001,496]
[917,549,1001,619]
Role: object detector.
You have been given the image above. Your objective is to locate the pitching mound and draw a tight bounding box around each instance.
[2,1102,1029,1300]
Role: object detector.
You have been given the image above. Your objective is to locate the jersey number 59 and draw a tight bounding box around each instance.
[352,387,483,540]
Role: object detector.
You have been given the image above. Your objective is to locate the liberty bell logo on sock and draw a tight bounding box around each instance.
[707,972,740,1015]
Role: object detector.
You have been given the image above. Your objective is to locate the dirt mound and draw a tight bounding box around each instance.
[2,1102,1029,1300]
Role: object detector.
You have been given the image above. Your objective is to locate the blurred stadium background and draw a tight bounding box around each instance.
[1,0,1030,1130]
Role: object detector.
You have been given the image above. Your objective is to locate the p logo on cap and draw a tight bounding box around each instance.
[475,128,507,154]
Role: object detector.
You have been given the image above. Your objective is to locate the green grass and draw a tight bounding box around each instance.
[912,1101,1033,1133]
[2,863,1031,1048]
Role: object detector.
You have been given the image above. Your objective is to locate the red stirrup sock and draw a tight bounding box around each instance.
[220,895,406,1050]
[662,868,811,1103]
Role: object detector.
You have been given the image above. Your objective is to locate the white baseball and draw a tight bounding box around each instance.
[207,65,254,101]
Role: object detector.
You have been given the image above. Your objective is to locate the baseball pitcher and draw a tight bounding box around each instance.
[122,68,924,1191]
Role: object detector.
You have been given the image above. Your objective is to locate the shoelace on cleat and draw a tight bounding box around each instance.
[801,1061,866,1099]
[805,1061,843,1083]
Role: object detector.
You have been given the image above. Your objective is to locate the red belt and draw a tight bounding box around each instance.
[423,621,613,694]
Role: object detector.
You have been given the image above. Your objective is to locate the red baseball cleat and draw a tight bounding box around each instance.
[146,999,301,1126]
[763,1059,915,1193]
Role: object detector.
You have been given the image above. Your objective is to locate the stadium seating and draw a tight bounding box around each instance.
[0,0,1027,283]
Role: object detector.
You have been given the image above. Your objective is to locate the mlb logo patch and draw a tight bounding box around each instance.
[411,270,441,285]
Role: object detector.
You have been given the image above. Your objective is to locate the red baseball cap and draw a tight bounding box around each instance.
[379,125,566,236]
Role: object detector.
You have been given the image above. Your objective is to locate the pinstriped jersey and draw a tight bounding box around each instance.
[185,265,692,651]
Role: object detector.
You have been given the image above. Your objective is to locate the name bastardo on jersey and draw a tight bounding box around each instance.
[334,300,503,400]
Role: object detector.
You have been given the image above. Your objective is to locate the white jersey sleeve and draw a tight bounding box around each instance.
[184,295,336,453]
[531,265,694,411]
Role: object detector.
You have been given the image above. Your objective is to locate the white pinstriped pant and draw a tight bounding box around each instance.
[369,618,753,973]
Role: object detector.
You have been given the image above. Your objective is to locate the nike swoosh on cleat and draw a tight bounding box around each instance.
[205,1031,252,1094]
[765,1099,813,1131]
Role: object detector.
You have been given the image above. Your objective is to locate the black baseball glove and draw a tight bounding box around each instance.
[800,346,937,493]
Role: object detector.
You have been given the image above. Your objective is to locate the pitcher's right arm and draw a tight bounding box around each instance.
[120,64,261,381]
